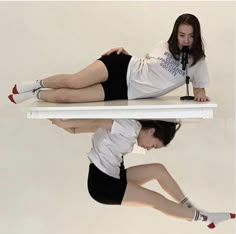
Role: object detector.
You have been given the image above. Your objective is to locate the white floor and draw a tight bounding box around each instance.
[0,104,235,234]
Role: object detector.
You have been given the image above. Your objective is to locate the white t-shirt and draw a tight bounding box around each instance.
[88,119,142,179]
[126,41,209,99]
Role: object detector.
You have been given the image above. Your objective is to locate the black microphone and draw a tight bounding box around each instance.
[181,46,189,71]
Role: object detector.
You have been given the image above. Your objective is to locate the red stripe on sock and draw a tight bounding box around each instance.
[12,85,18,94]
[208,223,215,229]
[230,213,236,219]
[8,94,16,104]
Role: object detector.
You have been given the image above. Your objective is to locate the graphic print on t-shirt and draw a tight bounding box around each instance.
[158,52,186,77]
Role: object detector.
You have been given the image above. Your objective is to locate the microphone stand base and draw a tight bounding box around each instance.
[180,96,195,101]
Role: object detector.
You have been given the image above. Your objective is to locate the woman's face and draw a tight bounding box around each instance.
[177,24,194,50]
[137,128,164,151]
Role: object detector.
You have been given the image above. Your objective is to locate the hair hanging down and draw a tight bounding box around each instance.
[138,120,181,146]
[167,13,205,66]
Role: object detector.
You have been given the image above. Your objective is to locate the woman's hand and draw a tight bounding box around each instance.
[193,88,209,102]
[102,47,129,56]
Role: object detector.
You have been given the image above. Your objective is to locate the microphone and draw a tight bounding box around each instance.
[181,46,189,71]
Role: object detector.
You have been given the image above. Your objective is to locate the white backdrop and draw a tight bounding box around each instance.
[0,1,235,234]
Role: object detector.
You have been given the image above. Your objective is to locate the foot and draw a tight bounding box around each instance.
[12,80,43,94]
[207,213,235,229]
[8,90,40,104]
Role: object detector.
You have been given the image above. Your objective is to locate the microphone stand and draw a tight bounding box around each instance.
[180,47,194,101]
[180,65,194,100]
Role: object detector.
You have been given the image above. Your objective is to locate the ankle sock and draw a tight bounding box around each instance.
[12,80,44,94]
[193,210,235,229]
[180,197,195,209]
[8,89,41,104]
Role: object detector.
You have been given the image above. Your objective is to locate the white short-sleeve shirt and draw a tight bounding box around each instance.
[126,41,209,99]
[88,119,142,179]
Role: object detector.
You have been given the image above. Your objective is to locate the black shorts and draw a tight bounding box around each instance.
[98,53,132,101]
[87,163,127,205]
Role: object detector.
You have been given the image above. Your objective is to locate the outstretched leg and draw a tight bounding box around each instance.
[43,60,108,89]
[9,83,105,104]
[11,60,108,94]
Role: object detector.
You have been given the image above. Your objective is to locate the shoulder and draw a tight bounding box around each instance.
[192,57,208,69]
[147,41,169,57]
[111,119,141,137]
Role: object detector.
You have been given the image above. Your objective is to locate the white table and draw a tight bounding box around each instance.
[24,96,217,119]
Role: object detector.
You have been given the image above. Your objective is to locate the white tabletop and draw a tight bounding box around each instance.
[24,96,217,119]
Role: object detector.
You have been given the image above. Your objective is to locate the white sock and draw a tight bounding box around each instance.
[193,210,235,229]
[8,89,41,104]
[12,80,44,94]
[180,197,195,209]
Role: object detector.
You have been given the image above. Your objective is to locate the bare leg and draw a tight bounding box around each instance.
[122,163,195,220]
[122,182,195,220]
[126,163,187,203]
[43,60,108,89]
[123,163,236,226]
[121,182,236,227]
[39,83,105,103]
[9,60,109,99]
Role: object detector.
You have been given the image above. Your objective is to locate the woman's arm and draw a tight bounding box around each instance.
[193,88,209,102]
[49,119,113,134]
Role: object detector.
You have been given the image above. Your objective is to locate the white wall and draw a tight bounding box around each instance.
[0,2,235,234]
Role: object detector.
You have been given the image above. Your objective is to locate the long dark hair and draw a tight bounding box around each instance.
[138,120,181,146]
[167,13,205,66]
